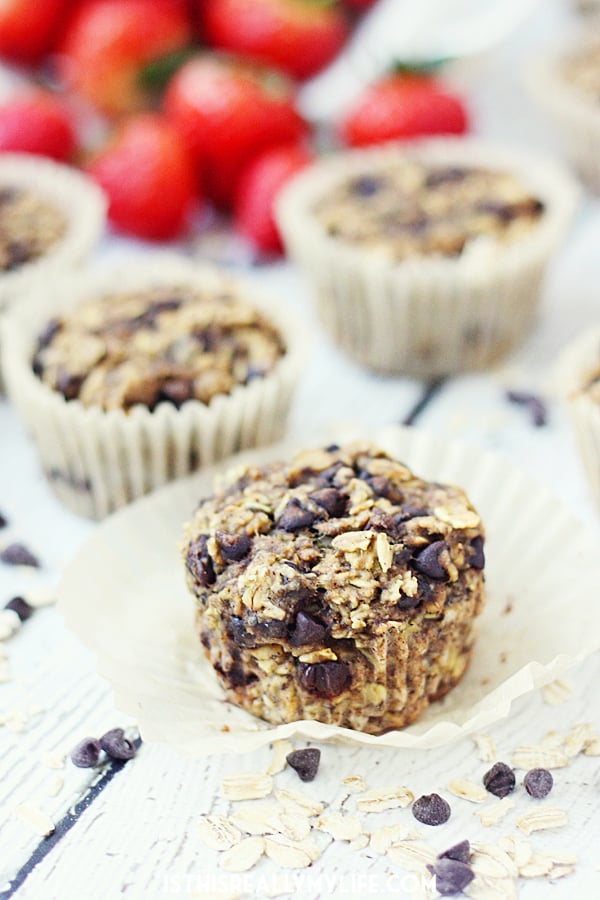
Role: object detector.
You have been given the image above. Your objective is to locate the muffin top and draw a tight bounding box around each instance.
[0,186,67,272]
[313,162,545,260]
[183,442,485,645]
[32,283,285,410]
[562,39,600,100]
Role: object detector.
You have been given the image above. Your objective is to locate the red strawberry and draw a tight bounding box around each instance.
[0,0,66,64]
[235,143,314,254]
[340,72,468,147]
[164,54,308,207]
[86,114,198,240]
[344,0,376,9]
[199,0,349,81]
[57,0,192,118]
[0,90,76,162]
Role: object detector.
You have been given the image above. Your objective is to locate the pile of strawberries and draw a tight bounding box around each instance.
[0,0,467,255]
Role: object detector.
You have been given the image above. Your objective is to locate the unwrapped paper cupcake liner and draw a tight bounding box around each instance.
[57,425,600,754]
[557,326,600,512]
[275,138,578,377]
[1,257,307,519]
[530,39,600,190]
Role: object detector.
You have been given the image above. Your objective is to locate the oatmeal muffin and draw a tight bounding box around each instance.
[0,154,105,306]
[558,326,600,512]
[531,35,600,189]
[183,442,485,734]
[276,139,577,376]
[1,258,304,519]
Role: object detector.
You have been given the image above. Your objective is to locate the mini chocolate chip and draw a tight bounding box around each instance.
[298,660,351,698]
[255,618,287,640]
[70,737,102,768]
[524,768,553,799]
[160,378,194,408]
[439,839,471,864]
[350,175,385,196]
[135,298,182,328]
[0,511,7,529]
[506,390,547,427]
[100,727,137,761]
[433,858,474,895]
[56,369,83,401]
[425,166,468,188]
[324,443,339,452]
[308,488,346,518]
[366,475,404,503]
[277,500,316,532]
[393,505,429,525]
[185,536,215,587]
[216,530,251,562]
[469,536,485,570]
[397,594,422,611]
[4,596,34,622]
[483,762,516,798]
[228,616,256,648]
[289,611,326,646]
[5,241,31,270]
[36,318,61,352]
[286,748,321,782]
[366,506,397,535]
[0,543,40,568]
[226,663,258,687]
[413,541,448,581]
[412,793,451,826]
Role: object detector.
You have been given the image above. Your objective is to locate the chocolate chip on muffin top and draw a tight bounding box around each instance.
[32,283,285,410]
[314,162,544,260]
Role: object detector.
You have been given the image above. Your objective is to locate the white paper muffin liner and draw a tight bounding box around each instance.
[0,153,106,306]
[557,326,600,512]
[1,256,307,519]
[530,38,600,190]
[57,425,600,754]
[275,138,578,377]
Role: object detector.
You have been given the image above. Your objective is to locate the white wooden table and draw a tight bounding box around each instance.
[2,3,600,898]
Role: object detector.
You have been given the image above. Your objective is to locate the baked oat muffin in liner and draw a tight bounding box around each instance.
[557,326,600,511]
[1,257,306,519]
[181,441,485,734]
[0,153,106,307]
[530,36,600,190]
[275,138,578,377]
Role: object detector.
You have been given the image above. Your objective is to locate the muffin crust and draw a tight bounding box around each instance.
[0,186,66,272]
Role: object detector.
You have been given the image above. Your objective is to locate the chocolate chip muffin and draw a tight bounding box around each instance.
[0,187,67,272]
[32,284,285,411]
[183,442,485,734]
[276,140,576,376]
[314,163,545,261]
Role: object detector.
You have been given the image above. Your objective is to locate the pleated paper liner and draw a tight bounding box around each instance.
[1,256,307,519]
[558,325,600,512]
[530,37,600,191]
[57,425,600,754]
[275,138,578,377]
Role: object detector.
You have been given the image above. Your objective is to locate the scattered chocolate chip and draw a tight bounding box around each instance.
[228,616,255,648]
[289,611,326,646]
[4,241,31,271]
[0,543,40,568]
[413,541,448,581]
[286,748,321,782]
[350,175,385,196]
[160,378,194,408]
[412,793,451,826]
[505,390,547,427]
[298,660,351,698]
[4,596,34,622]
[277,500,316,532]
[468,536,485,570]
[70,737,102,768]
[439,839,471,864]
[226,663,258,687]
[433,858,474,895]
[135,297,182,328]
[524,767,553,799]
[185,536,215,587]
[483,762,516,798]
[216,530,251,562]
[56,369,83,401]
[0,511,7,529]
[425,167,467,188]
[309,488,346,518]
[255,618,287,640]
[100,727,137,761]
[397,593,422,611]
[393,505,429,525]
[36,318,61,353]
[365,475,404,503]
[366,506,398,535]
[324,444,339,452]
